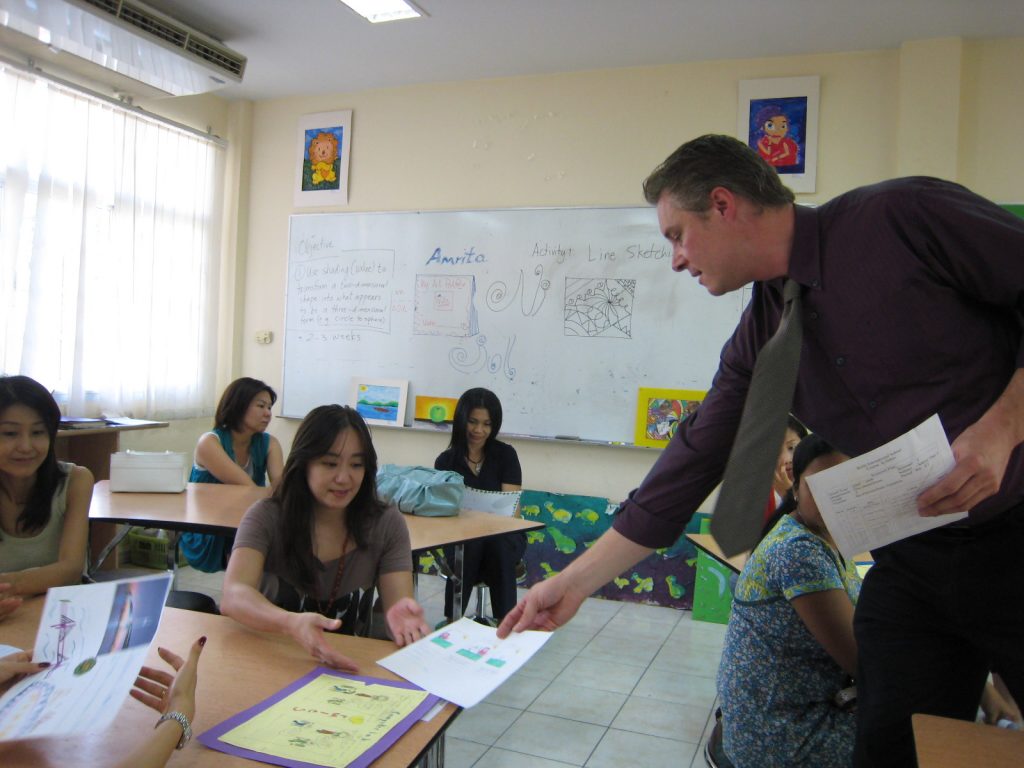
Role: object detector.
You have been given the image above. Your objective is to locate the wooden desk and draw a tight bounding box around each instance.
[90,481,271,535]
[686,532,749,574]
[913,713,1024,767]
[0,598,459,767]
[405,512,545,620]
[403,510,543,553]
[90,481,545,616]
[58,420,168,568]
[55,420,169,481]
[685,532,874,577]
[90,482,543,546]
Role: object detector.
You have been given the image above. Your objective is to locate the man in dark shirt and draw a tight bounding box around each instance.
[499,135,1024,767]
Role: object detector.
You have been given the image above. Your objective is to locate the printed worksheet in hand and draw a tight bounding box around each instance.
[805,414,968,559]
[378,617,551,707]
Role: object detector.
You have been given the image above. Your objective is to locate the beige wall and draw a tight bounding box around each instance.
[125,37,1024,506]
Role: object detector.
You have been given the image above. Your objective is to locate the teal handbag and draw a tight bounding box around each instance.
[376,465,465,517]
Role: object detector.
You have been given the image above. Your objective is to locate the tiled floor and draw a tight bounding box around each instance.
[173,566,725,768]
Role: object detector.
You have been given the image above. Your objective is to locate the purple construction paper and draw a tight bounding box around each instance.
[198,667,441,768]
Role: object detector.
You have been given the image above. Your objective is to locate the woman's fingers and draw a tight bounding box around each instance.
[156,646,185,672]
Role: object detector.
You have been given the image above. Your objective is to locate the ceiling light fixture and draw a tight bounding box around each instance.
[338,0,424,24]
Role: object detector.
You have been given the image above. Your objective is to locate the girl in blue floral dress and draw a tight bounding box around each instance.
[717,434,861,767]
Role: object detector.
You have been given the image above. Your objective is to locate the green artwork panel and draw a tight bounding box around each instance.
[691,516,734,624]
[518,489,701,610]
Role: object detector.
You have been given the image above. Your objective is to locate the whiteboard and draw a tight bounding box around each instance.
[282,208,745,442]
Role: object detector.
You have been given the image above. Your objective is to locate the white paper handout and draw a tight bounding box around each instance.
[378,617,551,708]
[0,573,172,741]
[461,487,521,517]
[805,414,968,560]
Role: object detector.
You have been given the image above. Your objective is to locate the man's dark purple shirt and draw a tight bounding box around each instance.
[614,177,1024,548]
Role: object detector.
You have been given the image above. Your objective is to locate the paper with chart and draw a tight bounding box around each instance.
[461,487,521,517]
[805,414,968,560]
[378,617,552,708]
[199,668,438,768]
[0,573,172,741]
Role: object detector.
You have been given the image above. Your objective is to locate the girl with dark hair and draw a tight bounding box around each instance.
[435,387,524,622]
[759,414,809,537]
[180,377,284,572]
[0,376,93,619]
[221,405,428,670]
[714,434,860,767]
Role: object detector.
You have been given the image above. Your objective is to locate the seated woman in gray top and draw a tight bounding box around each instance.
[0,376,93,620]
[221,405,429,671]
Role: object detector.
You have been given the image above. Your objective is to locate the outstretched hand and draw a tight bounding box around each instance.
[386,597,430,647]
[130,636,206,720]
[496,573,583,639]
[288,612,359,672]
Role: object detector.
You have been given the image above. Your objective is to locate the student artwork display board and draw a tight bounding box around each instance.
[283,208,745,442]
[522,490,706,610]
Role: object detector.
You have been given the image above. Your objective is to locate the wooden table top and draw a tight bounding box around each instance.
[89,480,545,550]
[89,481,270,533]
[686,532,873,576]
[0,598,459,767]
[914,713,1024,767]
[55,420,169,438]
[685,532,749,574]
[403,510,543,551]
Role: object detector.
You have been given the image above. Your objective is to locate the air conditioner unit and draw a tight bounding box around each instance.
[0,0,246,96]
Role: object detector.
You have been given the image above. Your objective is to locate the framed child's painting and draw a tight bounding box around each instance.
[294,109,352,207]
[634,388,706,448]
[352,378,408,427]
[737,76,819,193]
[413,395,459,424]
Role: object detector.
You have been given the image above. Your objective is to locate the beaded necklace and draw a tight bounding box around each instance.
[315,529,350,617]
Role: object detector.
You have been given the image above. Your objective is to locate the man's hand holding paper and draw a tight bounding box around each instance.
[805,414,969,559]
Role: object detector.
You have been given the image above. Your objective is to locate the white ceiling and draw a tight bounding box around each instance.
[67,0,1024,100]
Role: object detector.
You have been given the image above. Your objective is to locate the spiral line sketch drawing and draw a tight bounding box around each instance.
[448,335,517,381]
[486,264,550,317]
[564,277,636,338]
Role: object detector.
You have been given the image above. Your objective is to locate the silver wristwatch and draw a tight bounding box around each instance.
[155,710,192,749]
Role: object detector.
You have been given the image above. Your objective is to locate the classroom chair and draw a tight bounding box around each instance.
[465,581,497,627]
[166,589,219,614]
[704,710,735,768]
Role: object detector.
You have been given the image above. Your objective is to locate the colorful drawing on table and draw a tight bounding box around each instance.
[0,574,172,742]
[352,378,408,427]
[413,394,459,424]
[199,669,439,768]
[518,490,704,610]
[634,387,706,449]
[379,618,550,708]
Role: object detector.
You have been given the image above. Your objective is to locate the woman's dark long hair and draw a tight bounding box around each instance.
[448,388,503,457]
[274,404,383,594]
[214,377,277,432]
[0,375,68,535]
[759,432,837,541]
